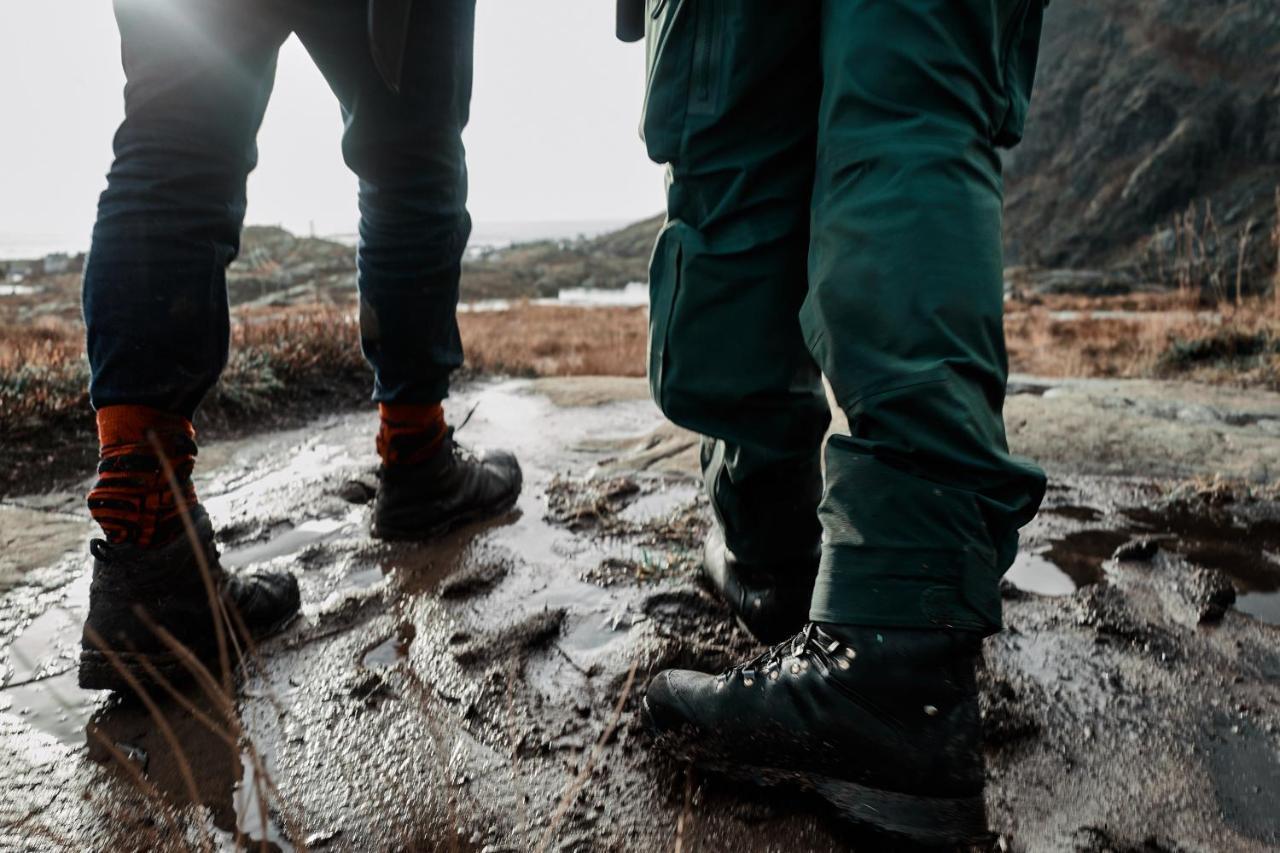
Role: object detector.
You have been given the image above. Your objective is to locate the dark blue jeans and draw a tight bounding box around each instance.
[84,0,475,417]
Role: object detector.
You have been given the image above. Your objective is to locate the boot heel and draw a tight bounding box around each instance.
[812,776,989,846]
[78,648,189,693]
[78,649,134,692]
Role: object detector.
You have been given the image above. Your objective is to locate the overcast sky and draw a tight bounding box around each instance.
[0,1,665,255]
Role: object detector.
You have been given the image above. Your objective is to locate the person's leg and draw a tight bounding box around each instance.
[296,0,471,407]
[86,0,288,419]
[84,0,289,547]
[803,0,1048,634]
[642,0,828,642]
[294,0,520,540]
[645,0,1049,842]
[79,0,300,692]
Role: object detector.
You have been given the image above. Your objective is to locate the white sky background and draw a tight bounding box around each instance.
[0,1,665,254]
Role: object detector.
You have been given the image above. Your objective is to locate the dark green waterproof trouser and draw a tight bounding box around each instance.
[642,0,1049,634]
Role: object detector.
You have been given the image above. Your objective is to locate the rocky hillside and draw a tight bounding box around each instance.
[1004,0,1280,290]
[232,2,1280,309]
[461,214,662,300]
[465,3,1280,298]
[218,217,665,305]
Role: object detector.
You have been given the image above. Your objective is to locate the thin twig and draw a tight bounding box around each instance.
[504,656,532,844]
[147,432,232,696]
[82,625,215,853]
[536,659,640,853]
[674,762,695,853]
[0,666,75,691]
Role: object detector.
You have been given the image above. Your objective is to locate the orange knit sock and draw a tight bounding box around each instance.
[86,406,198,547]
[376,403,447,466]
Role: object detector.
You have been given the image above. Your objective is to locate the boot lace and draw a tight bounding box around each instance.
[443,427,477,463]
[717,623,858,687]
[446,402,483,462]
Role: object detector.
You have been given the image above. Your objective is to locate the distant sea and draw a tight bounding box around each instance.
[0,219,631,263]
[0,233,87,261]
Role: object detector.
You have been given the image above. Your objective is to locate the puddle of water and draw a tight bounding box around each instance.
[2,574,96,744]
[232,745,294,852]
[1237,587,1280,625]
[1044,505,1103,522]
[1011,503,1280,623]
[202,441,360,519]
[222,518,352,569]
[345,566,386,589]
[1044,530,1132,588]
[1203,714,1280,844]
[1006,550,1079,596]
[313,564,388,612]
[361,623,416,668]
[8,608,80,678]
[86,683,296,850]
[1,670,98,746]
[1006,530,1130,596]
[615,483,698,525]
[1126,508,1280,625]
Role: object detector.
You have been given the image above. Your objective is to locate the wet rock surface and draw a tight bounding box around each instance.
[2,377,1279,851]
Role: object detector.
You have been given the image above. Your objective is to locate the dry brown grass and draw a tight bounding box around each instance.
[458,303,646,378]
[0,315,90,433]
[1004,295,1280,384]
[3,294,1278,444]
[0,302,647,441]
[0,307,370,439]
[1016,290,1199,313]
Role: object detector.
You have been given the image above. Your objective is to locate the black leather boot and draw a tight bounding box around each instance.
[644,623,988,845]
[371,429,522,540]
[79,506,300,693]
[701,528,817,644]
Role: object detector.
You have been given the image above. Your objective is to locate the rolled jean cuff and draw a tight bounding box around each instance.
[808,545,1002,634]
[372,373,453,406]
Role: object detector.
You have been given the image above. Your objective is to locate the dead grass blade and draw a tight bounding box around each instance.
[81,625,215,853]
[536,658,640,853]
[147,432,233,696]
[674,763,695,853]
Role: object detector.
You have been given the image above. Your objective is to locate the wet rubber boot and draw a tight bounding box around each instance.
[78,505,301,693]
[644,623,988,846]
[371,429,522,540]
[701,528,817,645]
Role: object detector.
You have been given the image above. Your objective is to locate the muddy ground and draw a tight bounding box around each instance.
[2,376,1278,852]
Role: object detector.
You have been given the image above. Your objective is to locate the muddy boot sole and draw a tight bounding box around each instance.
[78,610,299,693]
[370,490,520,542]
[702,758,986,846]
[648,706,989,847]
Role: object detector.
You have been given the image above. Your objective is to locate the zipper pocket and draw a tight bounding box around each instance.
[998,0,1032,73]
[991,0,1033,141]
[688,1,719,113]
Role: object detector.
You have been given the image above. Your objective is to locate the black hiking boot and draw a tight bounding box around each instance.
[78,505,301,693]
[701,528,817,645]
[644,623,989,846]
[371,429,522,540]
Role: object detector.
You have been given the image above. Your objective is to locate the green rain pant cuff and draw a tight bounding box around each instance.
[806,446,1007,635]
[808,546,1000,634]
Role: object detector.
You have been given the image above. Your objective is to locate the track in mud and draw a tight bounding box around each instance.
[2,377,1279,852]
